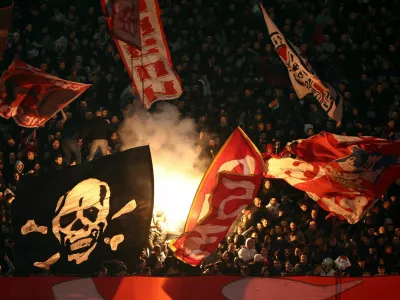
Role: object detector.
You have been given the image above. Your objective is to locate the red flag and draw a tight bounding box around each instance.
[265,132,400,223]
[170,128,264,266]
[170,173,262,266]
[0,4,13,60]
[101,0,182,109]
[0,59,91,127]
[185,128,264,232]
[111,0,141,48]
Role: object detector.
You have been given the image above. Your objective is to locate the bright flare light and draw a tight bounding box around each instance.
[153,165,202,234]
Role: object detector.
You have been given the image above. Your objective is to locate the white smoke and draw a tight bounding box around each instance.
[119,103,203,234]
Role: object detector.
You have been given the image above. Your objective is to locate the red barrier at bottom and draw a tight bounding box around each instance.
[0,275,396,299]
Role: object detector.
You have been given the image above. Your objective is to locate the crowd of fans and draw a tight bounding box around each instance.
[1,0,400,277]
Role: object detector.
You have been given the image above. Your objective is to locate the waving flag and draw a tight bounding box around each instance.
[0,2,13,59]
[170,128,264,266]
[0,59,90,127]
[112,0,141,48]
[12,146,154,275]
[101,0,182,109]
[260,4,343,124]
[264,132,400,223]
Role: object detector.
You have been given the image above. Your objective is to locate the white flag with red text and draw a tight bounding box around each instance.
[101,0,182,109]
[264,132,400,223]
[260,4,343,124]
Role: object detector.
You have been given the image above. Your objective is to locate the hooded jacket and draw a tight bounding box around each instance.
[14,160,24,174]
[238,238,257,263]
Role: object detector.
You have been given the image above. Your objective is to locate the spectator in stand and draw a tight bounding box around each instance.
[238,238,257,263]
[265,197,280,219]
[321,257,336,276]
[82,110,115,161]
[23,151,36,174]
[52,154,64,171]
[246,197,268,225]
[60,110,82,166]
[147,245,166,270]
[148,221,167,251]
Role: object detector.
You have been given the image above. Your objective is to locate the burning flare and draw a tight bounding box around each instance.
[119,103,206,235]
[153,164,201,233]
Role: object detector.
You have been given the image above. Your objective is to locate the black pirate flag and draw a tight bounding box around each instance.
[12,146,154,275]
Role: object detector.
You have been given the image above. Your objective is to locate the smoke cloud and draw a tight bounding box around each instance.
[118,103,203,234]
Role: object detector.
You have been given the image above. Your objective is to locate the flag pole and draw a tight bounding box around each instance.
[139,48,145,109]
[138,7,145,110]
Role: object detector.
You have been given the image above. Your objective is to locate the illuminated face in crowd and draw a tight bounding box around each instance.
[300,254,308,263]
[261,218,268,227]
[290,222,297,231]
[246,239,255,249]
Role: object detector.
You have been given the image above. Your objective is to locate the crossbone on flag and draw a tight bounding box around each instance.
[12,146,154,275]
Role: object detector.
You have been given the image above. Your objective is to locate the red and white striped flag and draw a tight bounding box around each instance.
[264,132,400,223]
[101,0,182,109]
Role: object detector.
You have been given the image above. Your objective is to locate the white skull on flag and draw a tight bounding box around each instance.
[52,178,111,264]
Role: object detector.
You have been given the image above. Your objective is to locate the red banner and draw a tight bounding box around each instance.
[0,275,397,300]
[184,128,264,232]
[170,128,264,266]
[112,0,141,48]
[265,132,400,223]
[0,59,91,127]
[101,0,182,109]
[170,172,262,266]
[0,4,13,59]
